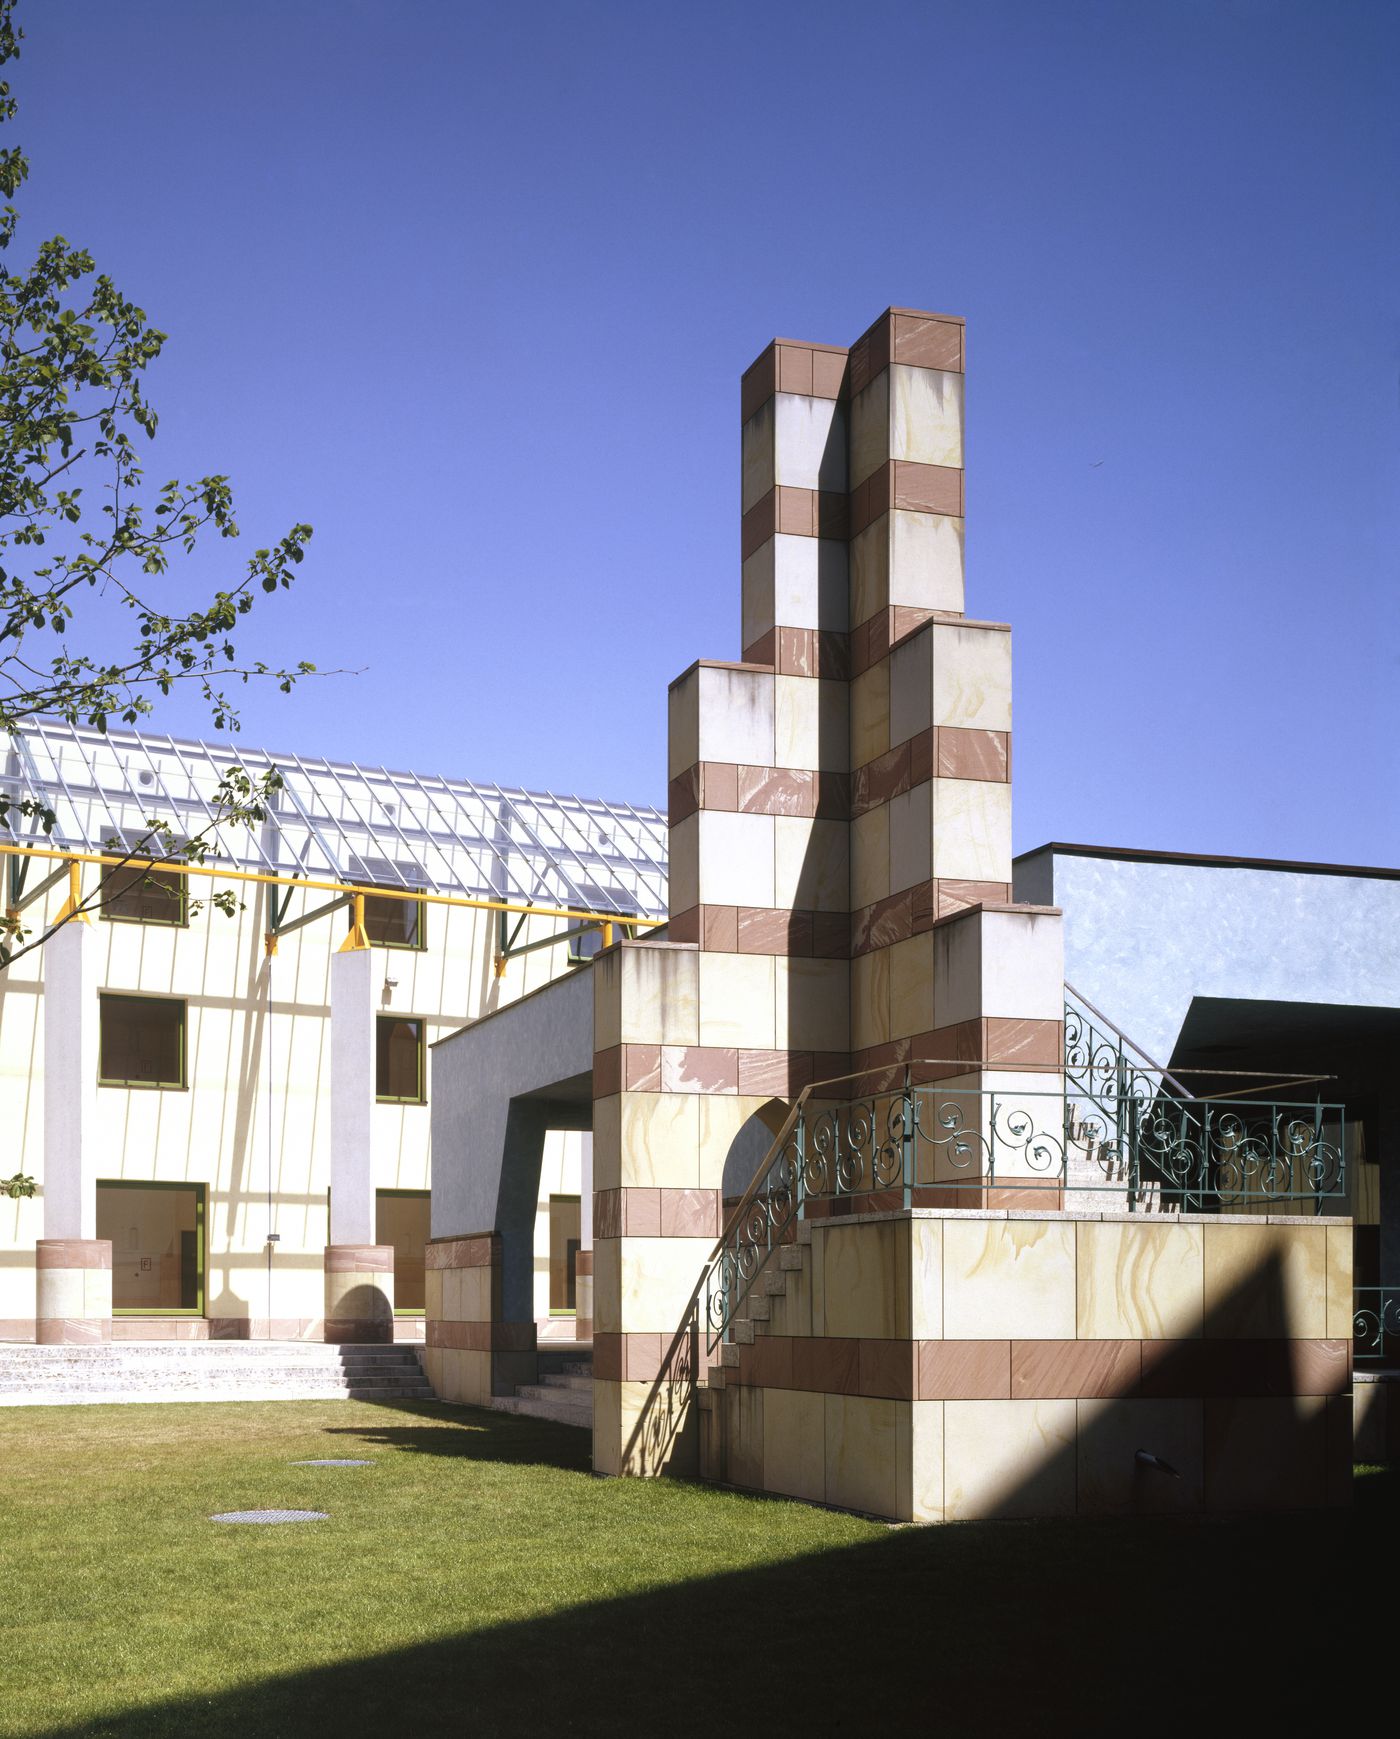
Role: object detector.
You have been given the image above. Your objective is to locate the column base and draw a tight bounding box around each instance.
[324,1245,395,1343]
[36,1239,112,1345]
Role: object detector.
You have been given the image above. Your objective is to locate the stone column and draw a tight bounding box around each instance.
[37,919,112,1343]
[325,944,393,1341]
[575,1132,594,1342]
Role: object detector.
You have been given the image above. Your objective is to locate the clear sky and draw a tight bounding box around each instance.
[12,0,1399,863]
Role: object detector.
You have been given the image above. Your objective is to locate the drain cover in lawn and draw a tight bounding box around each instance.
[210,1509,329,1524]
[290,1459,374,1467]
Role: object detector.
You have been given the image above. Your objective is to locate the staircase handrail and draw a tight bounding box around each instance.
[1064,980,1195,1101]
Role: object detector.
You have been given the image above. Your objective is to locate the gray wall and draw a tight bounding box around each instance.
[429,966,594,1322]
[1015,847,1400,1063]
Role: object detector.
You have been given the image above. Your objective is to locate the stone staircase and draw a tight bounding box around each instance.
[0,1340,434,1406]
[492,1352,592,1428]
[698,1234,810,1416]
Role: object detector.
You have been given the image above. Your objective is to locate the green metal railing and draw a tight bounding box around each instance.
[1354,1287,1400,1366]
[702,1066,1347,1355]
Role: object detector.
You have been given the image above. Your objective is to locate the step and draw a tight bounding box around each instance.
[746,1296,771,1320]
[733,1320,755,1345]
[533,1374,593,1393]
[491,1393,592,1428]
[762,1272,788,1296]
[779,1246,805,1271]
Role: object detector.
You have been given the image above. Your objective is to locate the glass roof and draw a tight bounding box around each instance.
[2,718,668,919]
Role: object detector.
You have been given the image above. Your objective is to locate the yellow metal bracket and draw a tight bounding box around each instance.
[338,892,370,952]
[53,861,90,925]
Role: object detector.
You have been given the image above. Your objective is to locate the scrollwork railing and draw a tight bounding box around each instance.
[1354,1287,1400,1365]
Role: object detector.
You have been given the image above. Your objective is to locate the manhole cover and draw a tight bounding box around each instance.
[210,1509,329,1524]
[290,1459,374,1467]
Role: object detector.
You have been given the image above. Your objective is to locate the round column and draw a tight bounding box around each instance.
[324,1244,394,1343]
[36,1239,112,1344]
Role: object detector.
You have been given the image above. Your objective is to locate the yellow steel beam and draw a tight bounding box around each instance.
[0,839,664,930]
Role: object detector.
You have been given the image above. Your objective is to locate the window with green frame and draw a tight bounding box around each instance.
[100,864,188,927]
[376,1015,425,1103]
[348,855,427,950]
[96,1180,205,1315]
[98,994,187,1089]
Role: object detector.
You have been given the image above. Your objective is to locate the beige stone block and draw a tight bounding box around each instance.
[593,1239,621,1335]
[774,675,848,771]
[621,1377,697,1478]
[930,778,1012,885]
[774,817,847,912]
[697,666,774,768]
[1077,1220,1204,1340]
[848,368,890,489]
[442,1266,464,1322]
[773,536,848,635]
[930,622,1012,731]
[907,1399,944,1522]
[593,1378,622,1476]
[620,1091,701,1190]
[890,365,963,468]
[825,1393,900,1518]
[888,781,932,894]
[593,1092,622,1192]
[698,811,775,909]
[851,948,890,1051]
[667,667,700,781]
[944,1218,1076,1340]
[848,520,889,627]
[459,1349,490,1406]
[699,952,776,1050]
[888,624,932,747]
[1204,1394,1327,1510]
[850,661,890,768]
[698,1094,780,1191]
[425,1268,443,1319]
[620,1236,712,1333]
[944,1398,1077,1520]
[888,933,934,1040]
[726,1381,765,1490]
[763,1387,825,1503]
[820,1220,909,1339]
[850,804,890,911]
[593,949,624,1053]
[910,1219,944,1339]
[890,510,964,615]
[83,1267,112,1316]
[741,542,775,649]
[741,398,775,513]
[620,943,700,1047]
[774,392,846,493]
[775,957,850,1054]
[1077,1398,1204,1514]
[668,814,699,917]
[979,907,1065,1021]
[1202,1222,1327,1339]
[37,1267,84,1320]
[460,1264,491,1323]
[1325,1224,1353,1339]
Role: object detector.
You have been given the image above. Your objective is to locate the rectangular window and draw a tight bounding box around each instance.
[101,865,187,927]
[549,1194,581,1313]
[376,1015,424,1103]
[98,994,186,1089]
[376,1188,430,1314]
[361,892,425,950]
[97,1181,205,1314]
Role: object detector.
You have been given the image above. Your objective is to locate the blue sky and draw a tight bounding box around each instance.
[13,0,1399,862]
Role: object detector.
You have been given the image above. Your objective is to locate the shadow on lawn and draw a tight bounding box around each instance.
[36,1466,1391,1739]
[319,1398,592,1471]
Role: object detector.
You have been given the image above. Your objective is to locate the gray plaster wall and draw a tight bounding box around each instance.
[430,965,594,1322]
[1015,847,1400,1061]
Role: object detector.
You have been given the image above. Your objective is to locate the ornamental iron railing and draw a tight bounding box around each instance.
[702,1066,1347,1355]
[1353,1287,1400,1366]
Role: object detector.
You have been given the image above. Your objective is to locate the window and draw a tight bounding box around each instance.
[549,1194,581,1313]
[376,1016,424,1103]
[97,1181,205,1314]
[348,854,427,950]
[376,1189,430,1313]
[98,994,186,1089]
[101,864,187,927]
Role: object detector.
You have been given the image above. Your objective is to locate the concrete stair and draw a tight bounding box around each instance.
[492,1360,592,1429]
[698,1229,811,1410]
[0,1340,434,1406]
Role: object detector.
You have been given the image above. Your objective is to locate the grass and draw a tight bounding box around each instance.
[0,1398,1388,1738]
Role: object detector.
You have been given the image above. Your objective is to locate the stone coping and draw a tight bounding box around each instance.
[1354,1369,1400,1385]
[803,1206,1353,1229]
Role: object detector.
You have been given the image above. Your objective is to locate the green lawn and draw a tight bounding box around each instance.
[0,1399,1386,1738]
